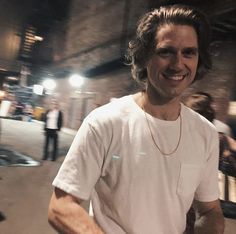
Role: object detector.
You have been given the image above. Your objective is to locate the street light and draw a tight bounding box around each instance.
[33,84,44,95]
[69,74,84,88]
[42,79,56,91]
[34,36,43,41]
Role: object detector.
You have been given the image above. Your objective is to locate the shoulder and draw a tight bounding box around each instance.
[81,95,138,136]
[182,104,219,160]
[213,119,231,135]
[213,119,229,128]
[182,103,217,136]
[86,95,134,123]
[76,95,135,141]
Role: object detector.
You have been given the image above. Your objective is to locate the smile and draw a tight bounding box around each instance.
[163,74,187,81]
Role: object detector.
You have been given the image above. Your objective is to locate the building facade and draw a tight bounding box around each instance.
[44,0,236,130]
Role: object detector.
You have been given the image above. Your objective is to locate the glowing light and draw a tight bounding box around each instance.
[33,85,44,95]
[42,79,56,91]
[229,102,236,116]
[69,74,84,88]
[34,36,43,41]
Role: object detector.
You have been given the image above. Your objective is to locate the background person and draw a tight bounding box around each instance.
[185,92,236,222]
[23,103,34,122]
[193,91,233,136]
[42,100,63,161]
[48,5,224,234]
[185,92,236,202]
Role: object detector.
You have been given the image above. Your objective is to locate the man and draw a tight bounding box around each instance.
[42,100,63,161]
[48,5,224,233]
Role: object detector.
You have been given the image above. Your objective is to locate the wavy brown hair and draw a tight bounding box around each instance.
[126,4,212,88]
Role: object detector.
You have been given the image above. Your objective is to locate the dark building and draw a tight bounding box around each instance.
[0,0,70,106]
[0,0,235,129]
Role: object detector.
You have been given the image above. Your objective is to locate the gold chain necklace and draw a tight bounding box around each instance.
[143,107,182,156]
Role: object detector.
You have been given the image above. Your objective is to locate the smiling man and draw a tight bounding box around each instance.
[48,5,224,234]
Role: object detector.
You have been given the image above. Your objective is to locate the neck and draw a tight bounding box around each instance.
[135,91,181,121]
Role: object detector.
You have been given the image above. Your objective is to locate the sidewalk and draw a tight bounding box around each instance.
[0,118,76,234]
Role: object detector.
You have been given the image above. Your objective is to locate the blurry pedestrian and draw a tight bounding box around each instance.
[48,4,224,234]
[24,103,33,122]
[14,101,24,118]
[42,100,63,161]
[185,94,236,173]
[185,92,236,219]
[193,91,233,136]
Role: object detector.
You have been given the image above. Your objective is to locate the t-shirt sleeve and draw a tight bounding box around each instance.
[194,129,220,202]
[52,118,106,201]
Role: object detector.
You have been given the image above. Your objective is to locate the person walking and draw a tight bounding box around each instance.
[193,91,233,136]
[42,100,63,161]
[48,5,224,233]
[185,92,236,221]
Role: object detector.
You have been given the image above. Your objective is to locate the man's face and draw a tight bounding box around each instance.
[50,101,58,109]
[146,24,199,100]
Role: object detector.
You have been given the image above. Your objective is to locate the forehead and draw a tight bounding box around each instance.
[155,24,198,48]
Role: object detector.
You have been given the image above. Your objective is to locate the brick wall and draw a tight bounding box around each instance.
[50,66,137,128]
[49,0,236,129]
[183,41,236,123]
[61,0,149,71]
[65,0,125,70]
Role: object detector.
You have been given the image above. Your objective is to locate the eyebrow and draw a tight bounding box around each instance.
[156,46,198,52]
[182,47,199,52]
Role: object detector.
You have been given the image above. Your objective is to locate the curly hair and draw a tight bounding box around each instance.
[126,4,212,88]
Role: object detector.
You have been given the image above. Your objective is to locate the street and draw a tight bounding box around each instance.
[0,118,76,234]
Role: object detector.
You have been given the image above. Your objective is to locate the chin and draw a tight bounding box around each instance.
[164,89,182,99]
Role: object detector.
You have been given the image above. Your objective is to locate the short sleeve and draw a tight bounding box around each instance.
[52,119,106,200]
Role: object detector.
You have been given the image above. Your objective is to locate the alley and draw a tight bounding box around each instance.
[0,118,75,234]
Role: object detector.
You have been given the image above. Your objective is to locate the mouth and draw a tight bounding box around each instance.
[163,74,187,81]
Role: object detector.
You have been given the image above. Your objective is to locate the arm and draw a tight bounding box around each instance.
[193,199,224,234]
[48,187,104,234]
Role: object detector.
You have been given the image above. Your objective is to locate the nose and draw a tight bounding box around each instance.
[170,53,185,70]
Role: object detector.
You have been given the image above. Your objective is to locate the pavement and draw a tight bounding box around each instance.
[0,118,78,234]
[0,118,236,234]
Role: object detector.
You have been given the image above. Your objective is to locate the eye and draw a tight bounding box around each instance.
[182,48,198,58]
[155,48,174,58]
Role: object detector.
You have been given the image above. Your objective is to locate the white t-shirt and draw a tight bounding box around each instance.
[213,119,232,136]
[53,95,219,234]
[46,109,59,129]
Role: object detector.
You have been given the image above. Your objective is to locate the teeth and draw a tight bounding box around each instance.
[171,75,184,80]
[165,75,185,81]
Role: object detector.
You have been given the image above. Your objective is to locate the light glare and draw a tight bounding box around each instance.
[34,36,43,41]
[42,79,56,90]
[69,74,84,88]
[33,84,44,95]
